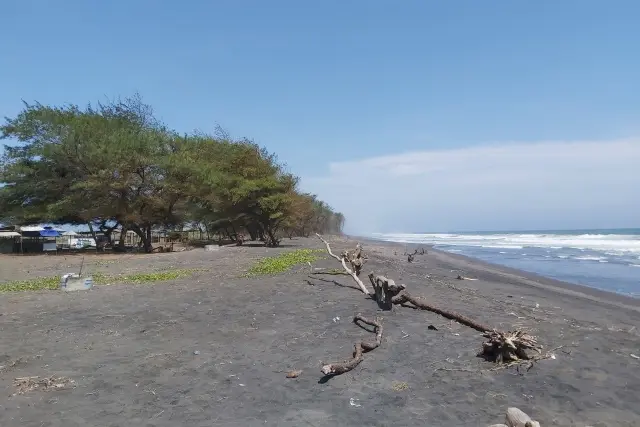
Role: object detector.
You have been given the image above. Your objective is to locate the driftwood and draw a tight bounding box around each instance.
[315,236,545,369]
[321,314,382,376]
[481,330,542,363]
[504,407,541,427]
[316,234,370,295]
[405,247,426,262]
[391,288,493,333]
[368,273,543,363]
[368,273,406,310]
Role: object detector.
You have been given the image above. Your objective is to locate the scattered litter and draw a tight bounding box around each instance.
[427,325,438,331]
[453,333,460,336]
[630,354,640,360]
[534,303,540,309]
[13,376,75,395]
[550,354,557,360]
[286,370,302,378]
[332,316,340,323]
[349,397,361,407]
[401,330,410,338]
[193,350,200,355]
[239,383,245,387]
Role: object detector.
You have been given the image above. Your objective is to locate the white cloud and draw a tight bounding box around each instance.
[302,139,640,234]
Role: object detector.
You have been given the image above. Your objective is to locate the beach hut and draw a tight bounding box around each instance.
[60,230,77,249]
[0,230,21,254]
[20,226,61,253]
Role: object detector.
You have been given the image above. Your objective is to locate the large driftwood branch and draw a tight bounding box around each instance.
[391,290,493,333]
[316,233,342,262]
[321,314,382,376]
[368,273,406,310]
[316,234,370,295]
[368,273,543,364]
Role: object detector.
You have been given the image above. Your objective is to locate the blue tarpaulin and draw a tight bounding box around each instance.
[21,229,61,238]
[39,229,60,237]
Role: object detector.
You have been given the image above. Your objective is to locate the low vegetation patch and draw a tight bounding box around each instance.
[95,269,200,285]
[0,277,60,292]
[246,249,324,276]
[0,269,201,292]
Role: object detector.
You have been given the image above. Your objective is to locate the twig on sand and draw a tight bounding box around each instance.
[13,375,75,395]
[321,314,382,376]
[433,345,572,376]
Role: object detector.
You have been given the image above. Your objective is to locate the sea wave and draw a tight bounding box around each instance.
[574,256,608,262]
[374,232,640,253]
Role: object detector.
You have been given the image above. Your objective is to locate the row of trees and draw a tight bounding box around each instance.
[0,95,345,251]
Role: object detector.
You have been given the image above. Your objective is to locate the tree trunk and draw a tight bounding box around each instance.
[87,222,100,253]
[118,225,127,250]
[265,227,280,247]
[130,224,153,253]
[145,225,152,252]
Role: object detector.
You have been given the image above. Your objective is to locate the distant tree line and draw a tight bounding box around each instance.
[0,95,345,251]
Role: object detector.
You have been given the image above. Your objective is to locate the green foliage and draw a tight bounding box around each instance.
[0,276,60,292]
[101,269,200,284]
[0,268,200,292]
[0,94,345,248]
[246,249,324,276]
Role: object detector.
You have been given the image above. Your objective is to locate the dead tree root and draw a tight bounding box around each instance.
[367,273,543,364]
[321,314,382,376]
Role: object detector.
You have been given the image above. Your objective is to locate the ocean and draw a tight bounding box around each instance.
[372,229,640,298]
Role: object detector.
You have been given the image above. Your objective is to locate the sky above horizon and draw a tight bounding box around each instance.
[2,1,639,234]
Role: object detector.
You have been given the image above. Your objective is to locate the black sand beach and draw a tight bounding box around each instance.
[1,236,639,426]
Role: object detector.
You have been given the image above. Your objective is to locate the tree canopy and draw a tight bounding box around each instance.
[0,95,345,251]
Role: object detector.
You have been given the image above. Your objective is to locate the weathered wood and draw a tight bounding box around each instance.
[488,424,509,427]
[481,330,542,363]
[321,314,382,376]
[391,290,493,333]
[316,234,371,295]
[506,407,540,427]
[368,273,406,310]
[389,286,542,363]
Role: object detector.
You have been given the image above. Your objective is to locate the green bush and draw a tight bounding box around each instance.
[0,276,60,292]
[0,269,201,292]
[246,249,324,276]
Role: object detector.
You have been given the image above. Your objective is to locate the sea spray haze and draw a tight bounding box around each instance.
[374,229,640,297]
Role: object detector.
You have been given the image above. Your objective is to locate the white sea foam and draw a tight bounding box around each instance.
[631,264,640,268]
[481,245,523,249]
[574,256,608,262]
[374,232,640,254]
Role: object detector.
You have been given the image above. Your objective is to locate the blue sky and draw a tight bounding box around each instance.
[2,0,639,233]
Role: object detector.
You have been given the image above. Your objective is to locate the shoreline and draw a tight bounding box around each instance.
[356,236,640,313]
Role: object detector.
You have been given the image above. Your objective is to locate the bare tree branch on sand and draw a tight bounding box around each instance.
[316,234,546,374]
[321,314,383,376]
[316,233,370,295]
